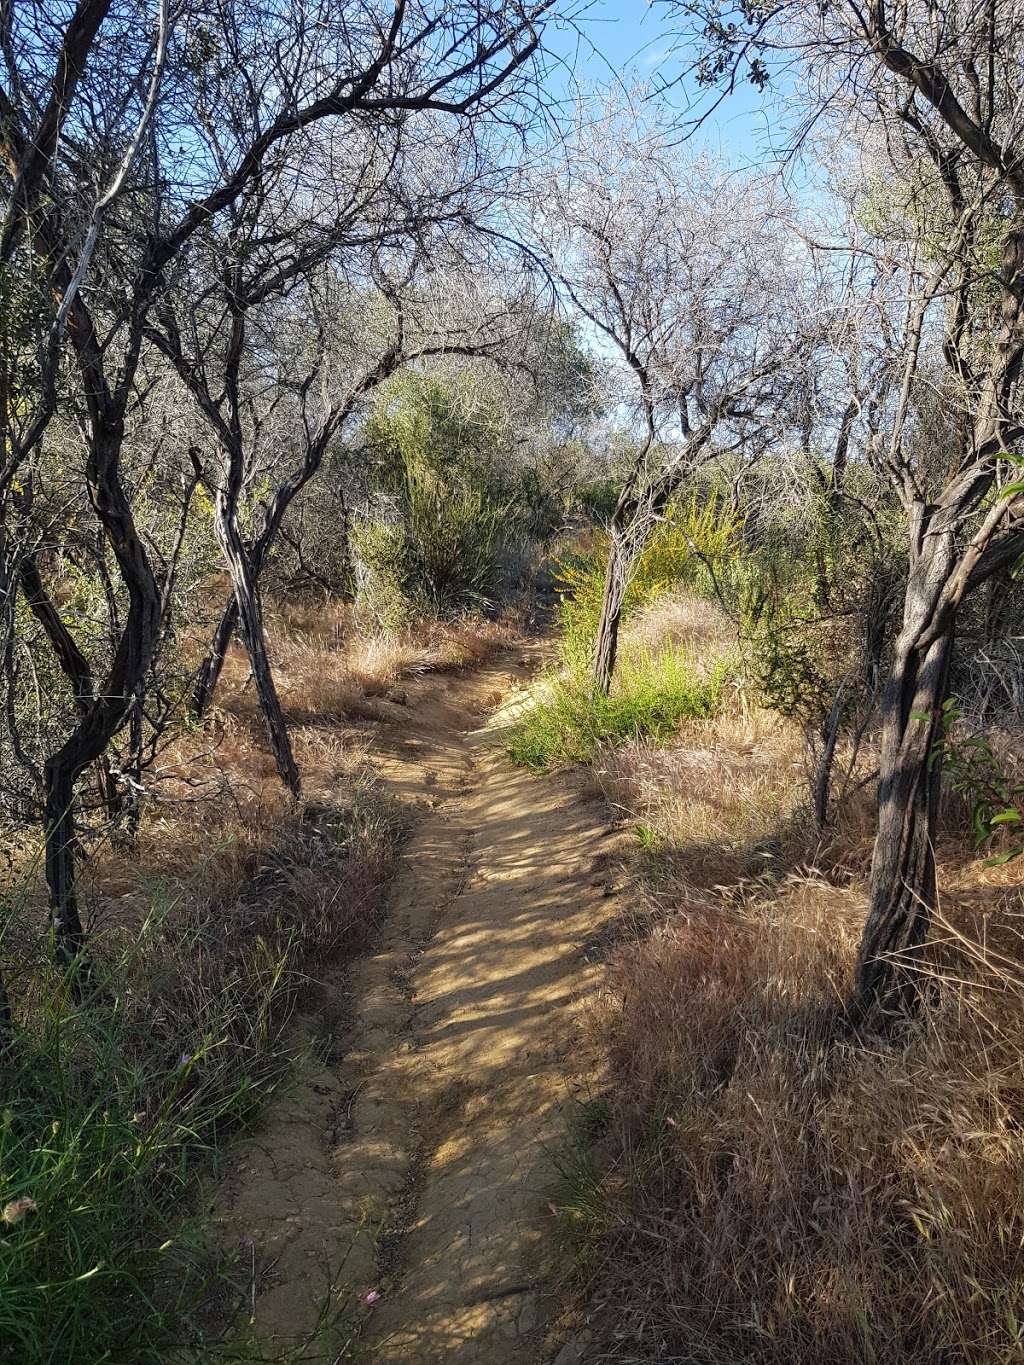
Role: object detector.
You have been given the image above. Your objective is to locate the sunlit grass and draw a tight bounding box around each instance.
[506,648,731,770]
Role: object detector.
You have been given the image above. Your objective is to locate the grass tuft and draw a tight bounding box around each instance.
[1,683,404,1362]
[0,914,292,1363]
[506,649,729,770]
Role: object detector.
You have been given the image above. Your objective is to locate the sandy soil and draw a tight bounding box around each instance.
[208,644,626,1362]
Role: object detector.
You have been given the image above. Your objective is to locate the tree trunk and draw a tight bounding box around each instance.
[813,679,847,831]
[851,548,955,1022]
[215,503,301,798]
[0,968,12,1049]
[41,422,163,970]
[589,431,712,695]
[592,527,631,694]
[192,594,238,716]
[19,551,124,820]
[43,763,87,965]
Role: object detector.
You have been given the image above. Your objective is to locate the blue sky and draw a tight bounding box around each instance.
[544,0,780,164]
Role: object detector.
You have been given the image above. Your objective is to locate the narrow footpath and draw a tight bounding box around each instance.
[210,646,626,1362]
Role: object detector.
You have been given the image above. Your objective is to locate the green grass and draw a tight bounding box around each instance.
[0,783,402,1364]
[506,650,728,770]
[547,1098,611,1280]
[0,930,291,1365]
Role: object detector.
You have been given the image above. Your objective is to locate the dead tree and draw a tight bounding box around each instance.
[536,105,814,691]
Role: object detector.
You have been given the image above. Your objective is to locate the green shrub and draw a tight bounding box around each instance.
[555,495,740,673]
[735,478,903,729]
[352,520,418,632]
[365,370,506,496]
[403,463,509,614]
[936,699,1024,863]
[572,477,620,524]
[356,372,516,629]
[354,466,510,629]
[743,610,838,726]
[507,649,729,770]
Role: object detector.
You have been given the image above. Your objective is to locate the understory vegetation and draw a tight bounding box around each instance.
[527,493,1024,1362]
[507,499,737,767]
[0,596,520,1360]
[7,2,1024,1361]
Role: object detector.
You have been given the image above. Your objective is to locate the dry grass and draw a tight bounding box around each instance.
[210,598,515,728]
[1,594,446,1361]
[71,596,517,968]
[557,591,1024,1365]
[0,594,516,1001]
[576,883,1024,1363]
[622,588,736,663]
[4,591,518,1222]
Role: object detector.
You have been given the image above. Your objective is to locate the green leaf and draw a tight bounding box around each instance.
[983,848,1024,867]
[989,810,1022,826]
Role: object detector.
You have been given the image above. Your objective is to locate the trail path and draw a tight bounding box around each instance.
[211,645,625,1362]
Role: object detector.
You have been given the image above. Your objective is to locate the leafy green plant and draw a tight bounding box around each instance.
[744,614,837,726]
[353,468,511,628]
[555,495,740,673]
[0,927,291,1363]
[934,699,1024,864]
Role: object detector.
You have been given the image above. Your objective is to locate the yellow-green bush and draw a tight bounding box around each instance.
[354,463,511,629]
[556,495,740,672]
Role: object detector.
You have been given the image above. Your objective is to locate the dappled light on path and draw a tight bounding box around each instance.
[210,647,627,1361]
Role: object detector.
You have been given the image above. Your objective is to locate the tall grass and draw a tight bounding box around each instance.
[1,773,402,1363]
[566,888,1024,1364]
[0,906,290,1362]
[547,604,1024,1364]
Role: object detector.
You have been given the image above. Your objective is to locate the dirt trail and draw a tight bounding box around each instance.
[210,644,625,1361]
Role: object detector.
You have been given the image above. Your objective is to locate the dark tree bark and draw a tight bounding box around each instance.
[19,550,124,820]
[592,525,631,694]
[0,0,113,264]
[850,535,956,1020]
[41,417,162,966]
[192,596,238,716]
[214,492,301,798]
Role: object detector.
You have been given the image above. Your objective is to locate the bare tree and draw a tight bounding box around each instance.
[146,72,545,785]
[1,0,562,968]
[536,100,815,690]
